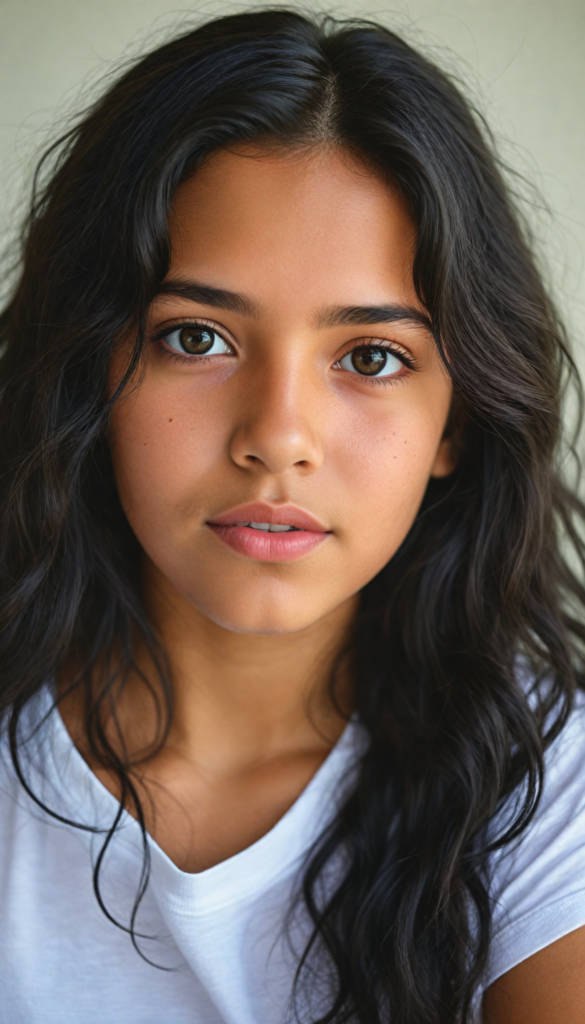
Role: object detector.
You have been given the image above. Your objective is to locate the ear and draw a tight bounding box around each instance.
[430,402,465,479]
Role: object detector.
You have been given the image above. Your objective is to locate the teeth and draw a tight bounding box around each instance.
[237,522,297,532]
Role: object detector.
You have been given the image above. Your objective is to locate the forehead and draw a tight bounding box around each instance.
[169,147,420,315]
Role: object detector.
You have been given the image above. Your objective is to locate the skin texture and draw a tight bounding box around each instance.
[99,145,455,875]
[112,147,454,639]
[482,924,585,1023]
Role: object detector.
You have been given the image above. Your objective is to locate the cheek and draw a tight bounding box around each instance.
[328,401,443,563]
[109,378,227,528]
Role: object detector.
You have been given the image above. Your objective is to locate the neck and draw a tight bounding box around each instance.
[135,560,357,773]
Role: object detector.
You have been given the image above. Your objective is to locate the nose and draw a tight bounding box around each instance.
[229,363,324,476]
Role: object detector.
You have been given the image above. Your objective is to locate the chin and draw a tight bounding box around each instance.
[206,605,322,637]
[192,587,329,637]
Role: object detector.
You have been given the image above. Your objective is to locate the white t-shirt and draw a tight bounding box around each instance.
[1,687,585,1023]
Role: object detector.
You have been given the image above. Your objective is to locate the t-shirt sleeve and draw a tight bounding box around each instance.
[485,690,585,989]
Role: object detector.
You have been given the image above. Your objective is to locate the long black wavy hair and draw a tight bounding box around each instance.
[1,9,584,1023]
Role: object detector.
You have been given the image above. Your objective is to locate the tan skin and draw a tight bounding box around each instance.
[482,927,585,1023]
[61,145,585,1021]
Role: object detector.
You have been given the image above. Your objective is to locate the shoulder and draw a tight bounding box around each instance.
[483,921,585,1024]
[486,689,585,989]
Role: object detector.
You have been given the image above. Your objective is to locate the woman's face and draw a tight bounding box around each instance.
[110,147,454,634]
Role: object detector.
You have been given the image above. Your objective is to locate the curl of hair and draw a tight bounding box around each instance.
[1,10,584,1022]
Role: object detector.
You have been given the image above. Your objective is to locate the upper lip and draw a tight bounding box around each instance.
[208,502,329,532]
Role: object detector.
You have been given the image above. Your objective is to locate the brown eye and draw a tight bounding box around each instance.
[339,345,404,377]
[351,347,387,375]
[163,325,233,357]
[178,327,214,354]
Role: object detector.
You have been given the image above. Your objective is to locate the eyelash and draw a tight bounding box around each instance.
[152,321,419,381]
[335,338,418,386]
[152,320,234,365]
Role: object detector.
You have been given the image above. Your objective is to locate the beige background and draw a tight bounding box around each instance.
[1,0,584,357]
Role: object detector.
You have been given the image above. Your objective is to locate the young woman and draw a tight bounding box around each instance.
[1,9,584,1023]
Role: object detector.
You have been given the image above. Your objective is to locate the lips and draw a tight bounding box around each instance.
[208,503,328,533]
[207,503,330,562]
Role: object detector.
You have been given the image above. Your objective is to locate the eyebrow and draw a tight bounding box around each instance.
[156,278,432,332]
[316,303,432,331]
[156,279,261,318]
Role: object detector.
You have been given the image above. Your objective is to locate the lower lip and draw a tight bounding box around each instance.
[208,524,329,562]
